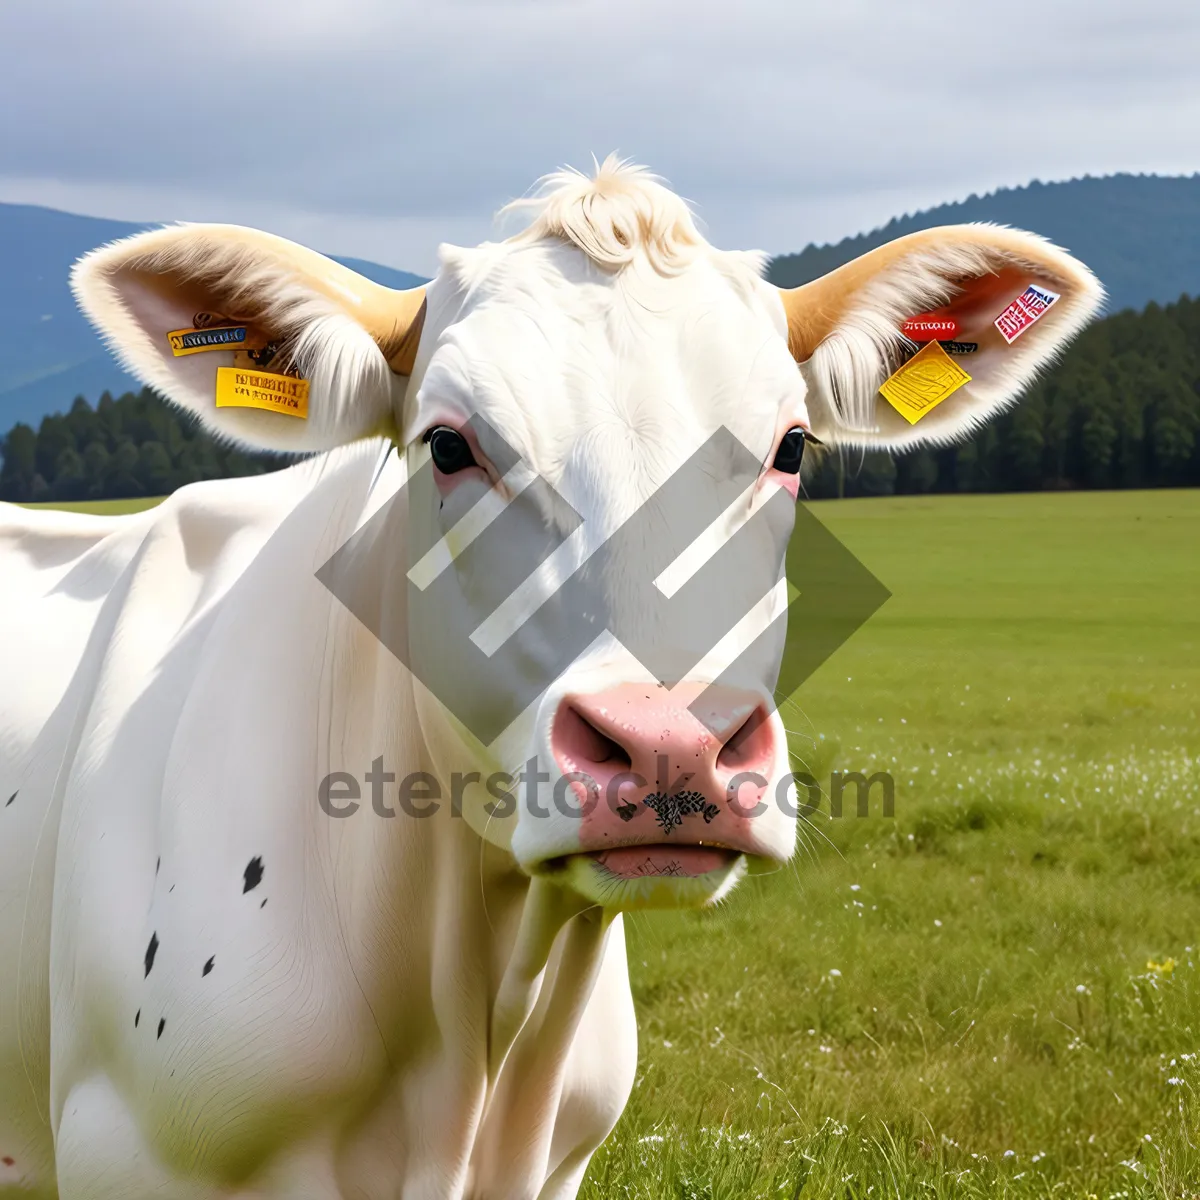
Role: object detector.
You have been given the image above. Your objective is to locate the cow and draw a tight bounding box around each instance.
[0,158,1101,1198]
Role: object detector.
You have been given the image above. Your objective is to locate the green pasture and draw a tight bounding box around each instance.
[18,496,163,515]
[586,489,1200,1199]
[31,489,1200,1197]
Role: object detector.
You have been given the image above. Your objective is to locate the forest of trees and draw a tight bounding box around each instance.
[1,292,1199,504]
[0,387,284,502]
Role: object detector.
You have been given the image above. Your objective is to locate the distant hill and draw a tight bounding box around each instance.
[0,203,426,432]
[768,174,1200,315]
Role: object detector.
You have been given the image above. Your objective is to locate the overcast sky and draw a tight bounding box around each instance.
[1,0,1197,275]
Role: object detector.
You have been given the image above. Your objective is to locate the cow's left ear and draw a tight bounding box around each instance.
[71,224,426,453]
[778,224,1103,449]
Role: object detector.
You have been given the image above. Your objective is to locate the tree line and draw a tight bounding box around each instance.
[804,292,1200,498]
[0,387,284,502]
[2,292,1199,504]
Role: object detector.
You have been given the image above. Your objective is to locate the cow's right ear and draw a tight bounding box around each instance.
[776,224,1103,450]
[71,225,426,453]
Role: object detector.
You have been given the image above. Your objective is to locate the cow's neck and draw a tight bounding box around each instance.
[325,741,613,1182]
[312,455,615,1178]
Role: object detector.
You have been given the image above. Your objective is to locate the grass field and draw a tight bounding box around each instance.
[18,496,164,515]
[32,489,1200,1197]
[583,489,1200,1199]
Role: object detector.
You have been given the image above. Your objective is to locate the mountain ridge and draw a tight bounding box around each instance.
[766,173,1200,315]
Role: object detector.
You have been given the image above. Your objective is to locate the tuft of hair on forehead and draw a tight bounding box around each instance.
[501,155,709,277]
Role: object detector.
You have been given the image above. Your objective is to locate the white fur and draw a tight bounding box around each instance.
[0,161,1103,1198]
[0,459,638,1199]
[501,154,706,276]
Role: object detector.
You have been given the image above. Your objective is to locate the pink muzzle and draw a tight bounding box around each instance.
[550,681,786,876]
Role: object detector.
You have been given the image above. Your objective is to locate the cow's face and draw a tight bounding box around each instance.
[402,233,806,908]
[72,160,1103,910]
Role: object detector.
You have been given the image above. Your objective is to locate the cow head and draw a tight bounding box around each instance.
[72,158,1102,910]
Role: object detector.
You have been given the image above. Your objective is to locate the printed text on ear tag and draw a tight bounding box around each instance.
[167,326,262,356]
[879,340,971,425]
[900,312,959,341]
[215,367,309,419]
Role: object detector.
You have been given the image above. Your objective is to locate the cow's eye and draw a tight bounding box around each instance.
[771,427,808,475]
[424,426,477,474]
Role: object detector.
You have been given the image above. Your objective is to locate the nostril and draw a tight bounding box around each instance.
[558,705,633,768]
[716,707,775,772]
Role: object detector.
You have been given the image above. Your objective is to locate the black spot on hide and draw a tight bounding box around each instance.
[243,857,264,893]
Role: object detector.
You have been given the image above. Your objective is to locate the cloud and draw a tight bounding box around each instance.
[1,0,1198,273]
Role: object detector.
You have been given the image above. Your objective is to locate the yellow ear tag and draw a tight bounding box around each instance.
[215,366,309,419]
[879,340,972,425]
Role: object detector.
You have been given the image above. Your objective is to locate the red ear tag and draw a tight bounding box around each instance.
[901,313,960,341]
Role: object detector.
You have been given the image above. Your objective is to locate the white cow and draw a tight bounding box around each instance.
[0,159,1100,1198]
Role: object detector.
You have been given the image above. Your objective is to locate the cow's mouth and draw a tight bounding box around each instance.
[539,843,749,909]
[589,844,739,879]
